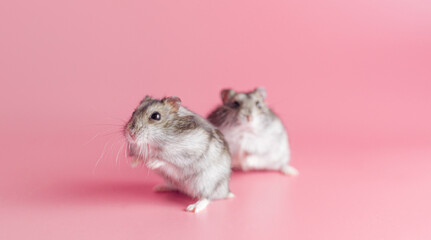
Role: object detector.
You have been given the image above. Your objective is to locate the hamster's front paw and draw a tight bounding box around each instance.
[130,156,142,168]
[147,160,165,170]
[281,165,299,176]
[185,199,210,213]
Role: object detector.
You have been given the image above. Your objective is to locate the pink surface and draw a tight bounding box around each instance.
[1,0,431,239]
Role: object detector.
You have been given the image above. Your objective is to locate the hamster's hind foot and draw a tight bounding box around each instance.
[281,165,299,176]
[227,192,235,198]
[185,199,210,213]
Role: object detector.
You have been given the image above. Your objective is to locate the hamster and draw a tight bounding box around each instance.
[208,88,298,176]
[124,96,233,213]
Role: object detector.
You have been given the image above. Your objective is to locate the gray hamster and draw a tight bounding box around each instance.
[208,88,298,176]
[124,96,233,213]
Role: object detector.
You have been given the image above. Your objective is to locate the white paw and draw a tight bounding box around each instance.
[147,160,165,170]
[227,192,235,198]
[239,162,251,171]
[281,165,299,176]
[185,199,210,213]
[130,157,142,168]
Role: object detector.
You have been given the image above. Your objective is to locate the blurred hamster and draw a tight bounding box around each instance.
[208,88,298,176]
[124,96,233,213]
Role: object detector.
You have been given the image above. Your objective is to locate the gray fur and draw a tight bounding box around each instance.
[207,88,298,175]
[124,96,232,203]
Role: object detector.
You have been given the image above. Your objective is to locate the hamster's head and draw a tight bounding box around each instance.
[220,87,269,125]
[124,96,181,146]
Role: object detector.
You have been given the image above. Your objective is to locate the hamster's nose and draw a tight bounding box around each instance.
[126,129,136,140]
[130,132,137,140]
[246,115,252,122]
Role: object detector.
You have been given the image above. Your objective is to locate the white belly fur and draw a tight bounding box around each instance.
[222,121,290,171]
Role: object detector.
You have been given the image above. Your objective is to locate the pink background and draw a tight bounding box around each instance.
[1,0,431,239]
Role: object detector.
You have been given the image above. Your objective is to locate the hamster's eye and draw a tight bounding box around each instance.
[256,101,262,109]
[150,112,161,121]
[232,101,240,108]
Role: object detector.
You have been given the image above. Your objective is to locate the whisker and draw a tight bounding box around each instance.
[93,141,110,174]
[116,142,125,166]
[84,129,122,146]
[107,137,125,165]
[106,116,127,124]
[124,142,128,160]
[138,145,143,162]
[89,108,128,124]
[84,123,124,127]
[92,133,125,174]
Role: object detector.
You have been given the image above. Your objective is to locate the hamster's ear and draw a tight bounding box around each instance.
[254,87,267,99]
[162,96,182,112]
[140,95,153,104]
[221,89,236,103]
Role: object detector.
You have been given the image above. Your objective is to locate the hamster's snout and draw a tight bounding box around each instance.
[128,131,137,140]
[246,115,252,122]
[240,109,254,123]
[125,120,138,141]
[124,127,135,141]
